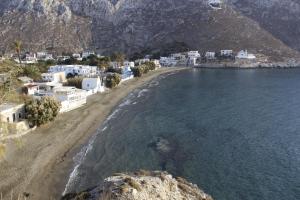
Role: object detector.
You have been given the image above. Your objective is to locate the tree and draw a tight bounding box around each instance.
[23,65,41,81]
[13,40,22,66]
[25,97,61,126]
[144,61,156,71]
[131,67,144,77]
[111,52,125,67]
[105,73,121,88]
[64,77,83,89]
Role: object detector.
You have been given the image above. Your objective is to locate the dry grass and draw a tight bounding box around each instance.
[124,177,142,192]
[0,143,6,160]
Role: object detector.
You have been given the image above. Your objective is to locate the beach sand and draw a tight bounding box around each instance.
[0,67,184,200]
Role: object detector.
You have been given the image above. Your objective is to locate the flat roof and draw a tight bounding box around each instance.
[0,103,24,112]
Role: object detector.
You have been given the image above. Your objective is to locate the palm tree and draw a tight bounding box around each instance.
[13,40,22,66]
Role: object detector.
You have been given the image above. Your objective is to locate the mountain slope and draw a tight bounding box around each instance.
[0,0,299,60]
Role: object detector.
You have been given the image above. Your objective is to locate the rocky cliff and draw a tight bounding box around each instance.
[62,171,213,200]
[0,0,299,60]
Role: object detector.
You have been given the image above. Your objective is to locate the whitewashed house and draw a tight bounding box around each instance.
[220,50,233,57]
[37,52,53,61]
[82,51,95,58]
[48,65,97,77]
[19,53,37,64]
[205,52,216,60]
[152,59,161,68]
[236,50,256,60]
[0,103,30,136]
[72,53,82,61]
[53,87,87,113]
[22,83,39,95]
[57,56,71,61]
[135,58,150,66]
[82,77,104,94]
[187,51,201,59]
[18,76,33,84]
[41,72,66,83]
[121,66,134,82]
[124,61,135,68]
[159,57,177,66]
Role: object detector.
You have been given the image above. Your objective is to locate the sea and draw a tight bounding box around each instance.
[63,68,300,200]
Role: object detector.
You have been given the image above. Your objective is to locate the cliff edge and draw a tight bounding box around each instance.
[63,170,213,200]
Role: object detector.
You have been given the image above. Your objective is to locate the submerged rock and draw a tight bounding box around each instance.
[63,170,213,200]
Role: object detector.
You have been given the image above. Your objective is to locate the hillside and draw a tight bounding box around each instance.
[0,0,299,60]
[63,171,213,200]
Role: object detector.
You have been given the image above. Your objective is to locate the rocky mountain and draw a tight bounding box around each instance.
[62,171,213,200]
[0,0,299,60]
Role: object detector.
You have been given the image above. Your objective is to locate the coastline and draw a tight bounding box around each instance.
[0,67,185,200]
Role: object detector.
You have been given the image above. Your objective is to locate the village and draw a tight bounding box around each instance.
[0,48,258,140]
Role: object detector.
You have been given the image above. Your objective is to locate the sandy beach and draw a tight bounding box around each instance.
[0,67,184,200]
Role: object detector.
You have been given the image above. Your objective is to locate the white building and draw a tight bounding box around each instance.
[0,103,30,136]
[135,58,150,66]
[53,87,87,113]
[37,52,53,61]
[159,57,177,67]
[187,51,201,59]
[82,51,95,58]
[0,103,25,123]
[220,50,233,57]
[18,76,33,84]
[57,56,70,61]
[48,65,97,77]
[236,50,256,60]
[152,59,161,68]
[41,72,66,83]
[22,83,39,95]
[72,53,82,61]
[171,53,186,61]
[82,77,104,94]
[205,52,216,60]
[124,61,135,68]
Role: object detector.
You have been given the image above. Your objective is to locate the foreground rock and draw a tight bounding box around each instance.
[63,171,213,200]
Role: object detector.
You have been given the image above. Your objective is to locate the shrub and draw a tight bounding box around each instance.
[25,96,61,126]
[124,177,142,192]
[64,77,83,89]
[23,65,41,81]
[105,73,121,88]
[106,67,123,74]
[144,61,156,71]
[131,67,144,77]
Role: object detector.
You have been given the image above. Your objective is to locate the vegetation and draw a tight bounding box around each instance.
[63,77,83,89]
[124,177,142,191]
[131,61,156,77]
[13,40,22,66]
[105,66,123,74]
[0,142,6,160]
[105,73,121,88]
[25,96,60,127]
[22,65,41,81]
[111,52,125,68]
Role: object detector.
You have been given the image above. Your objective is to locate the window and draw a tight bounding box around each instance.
[13,113,16,122]
[7,117,9,122]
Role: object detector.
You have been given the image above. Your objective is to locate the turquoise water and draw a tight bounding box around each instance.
[65,69,300,200]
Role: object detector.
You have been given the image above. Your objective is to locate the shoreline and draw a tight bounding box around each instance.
[0,67,185,200]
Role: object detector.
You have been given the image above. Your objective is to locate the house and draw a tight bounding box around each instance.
[82,77,105,94]
[0,103,30,136]
[159,57,177,67]
[34,82,62,97]
[41,72,66,83]
[171,53,186,61]
[135,58,150,66]
[18,76,33,84]
[48,65,97,77]
[220,50,233,57]
[53,87,87,113]
[82,51,95,58]
[124,61,135,68]
[187,51,201,59]
[37,52,53,61]
[236,50,256,60]
[22,83,39,95]
[57,56,71,61]
[19,52,37,64]
[205,52,216,60]
[152,59,161,68]
[72,53,82,61]
[121,66,134,82]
